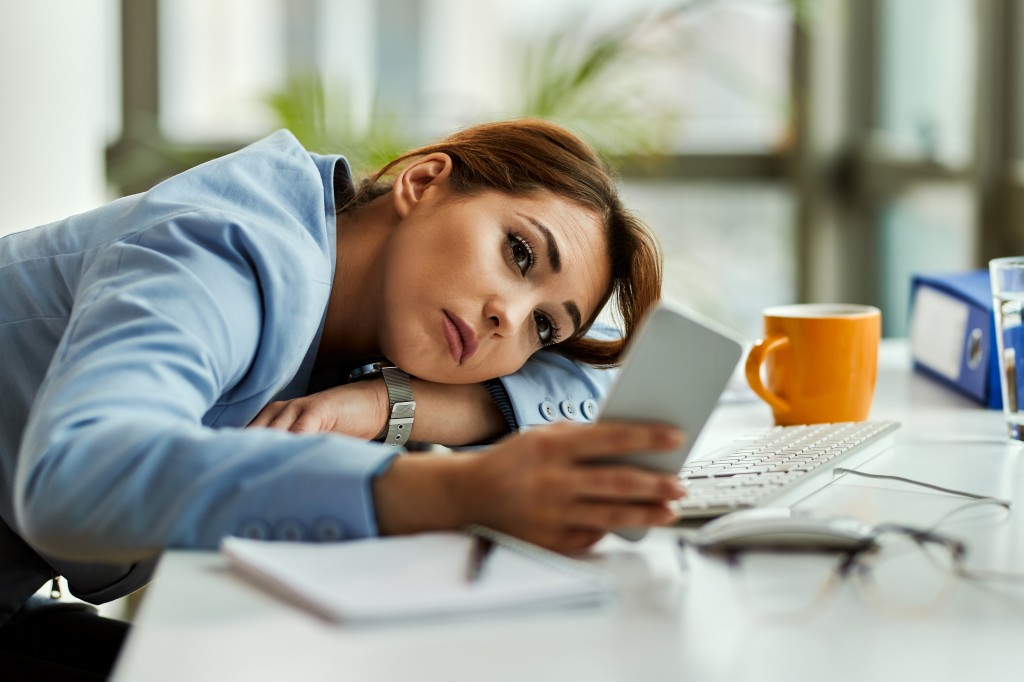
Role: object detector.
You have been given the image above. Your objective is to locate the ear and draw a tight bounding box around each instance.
[392,153,453,218]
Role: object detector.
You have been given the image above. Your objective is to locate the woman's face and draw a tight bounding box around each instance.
[378,179,610,384]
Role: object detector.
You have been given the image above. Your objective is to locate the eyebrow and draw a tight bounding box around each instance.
[563,301,582,336]
[521,215,561,273]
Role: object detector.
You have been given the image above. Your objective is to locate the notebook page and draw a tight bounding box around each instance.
[221,532,615,622]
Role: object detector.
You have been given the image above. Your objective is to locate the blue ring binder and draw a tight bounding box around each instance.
[908,270,1002,409]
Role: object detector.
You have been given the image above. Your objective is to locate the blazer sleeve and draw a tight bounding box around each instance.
[495,323,621,430]
[14,213,397,563]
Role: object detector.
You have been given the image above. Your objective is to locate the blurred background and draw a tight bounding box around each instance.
[3,0,1024,338]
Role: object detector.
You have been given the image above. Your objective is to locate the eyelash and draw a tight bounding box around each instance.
[506,231,535,273]
[505,232,561,347]
[535,311,561,346]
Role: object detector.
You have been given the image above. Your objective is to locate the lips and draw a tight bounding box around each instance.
[442,311,479,364]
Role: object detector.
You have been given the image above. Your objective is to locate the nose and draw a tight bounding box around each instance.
[484,295,531,338]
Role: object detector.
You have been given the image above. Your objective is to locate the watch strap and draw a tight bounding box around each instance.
[379,366,415,447]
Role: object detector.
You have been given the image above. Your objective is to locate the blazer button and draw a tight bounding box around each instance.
[581,399,597,421]
[238,519,271,540]
[539,401,556,421]
[273,519,307,542]
[558,400,576,420]
[313,517,346,542]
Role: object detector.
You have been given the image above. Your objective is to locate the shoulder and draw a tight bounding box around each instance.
[585,321,622,342]
[141,130,332,237]
[123,131,337,276]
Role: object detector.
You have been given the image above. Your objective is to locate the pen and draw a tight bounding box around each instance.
[466,534,495,583]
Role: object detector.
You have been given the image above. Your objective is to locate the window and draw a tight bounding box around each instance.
[112,0,1024,338]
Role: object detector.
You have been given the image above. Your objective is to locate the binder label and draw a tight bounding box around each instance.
[910,286,969,380]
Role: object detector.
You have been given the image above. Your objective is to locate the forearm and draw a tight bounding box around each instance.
[407,379,508,446]
[18,413,394,560]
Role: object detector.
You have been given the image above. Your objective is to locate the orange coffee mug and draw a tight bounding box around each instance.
[745,304,881,426]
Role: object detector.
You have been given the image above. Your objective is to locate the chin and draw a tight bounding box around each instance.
[382,331,520,384]
[397,356,496,385]
[383,345,448,382]
[410,363,480,385]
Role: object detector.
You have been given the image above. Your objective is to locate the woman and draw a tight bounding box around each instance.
[0,119,683,676]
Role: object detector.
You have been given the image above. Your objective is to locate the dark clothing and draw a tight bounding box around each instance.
[0,597,129,680]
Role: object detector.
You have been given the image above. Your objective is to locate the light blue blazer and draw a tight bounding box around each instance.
[0,130,615,622]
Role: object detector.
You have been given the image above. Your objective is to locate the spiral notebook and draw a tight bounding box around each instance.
[220,526,615,622]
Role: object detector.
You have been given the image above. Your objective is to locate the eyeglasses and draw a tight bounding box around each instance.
[678,525,967,622]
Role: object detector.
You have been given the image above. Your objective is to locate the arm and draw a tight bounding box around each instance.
[15,213,396,562]
[250,324,621,444]
[251,378,507,445]
[252,388,687,552]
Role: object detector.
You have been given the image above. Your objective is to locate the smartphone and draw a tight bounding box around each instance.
[597,301,743,540]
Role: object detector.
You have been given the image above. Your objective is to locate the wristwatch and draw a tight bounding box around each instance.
[348,363,416,447]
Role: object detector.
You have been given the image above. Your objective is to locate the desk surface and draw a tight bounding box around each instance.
[112,343,1024,682]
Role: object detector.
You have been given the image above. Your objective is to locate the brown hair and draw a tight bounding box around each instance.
[340,119,662,367]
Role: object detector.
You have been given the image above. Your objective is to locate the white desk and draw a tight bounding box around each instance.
[112,343,1024,682]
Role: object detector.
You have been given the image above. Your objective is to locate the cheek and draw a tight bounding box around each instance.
[387,228,492,297]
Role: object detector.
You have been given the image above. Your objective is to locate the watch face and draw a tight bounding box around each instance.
[347,362,387,383]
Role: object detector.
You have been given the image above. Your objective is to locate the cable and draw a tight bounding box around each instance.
[832,467,1011,508]
[927,498,1012,533]
[832,469,1024,586]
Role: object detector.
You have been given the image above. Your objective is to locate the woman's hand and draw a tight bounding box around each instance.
[372,421,686,553]
[248,381,388,440]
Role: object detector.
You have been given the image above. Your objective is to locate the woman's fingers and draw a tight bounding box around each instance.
[248,402,285,428]
[572,465,685,503]
[536,528,606,553]
[453,424,694,552]
[247,385,380,437]
[560,500,678,531]
[531,422,684,462]
[251,401,315,432]
[268,405,303,431]
[518,501,677,551]
[525,467,683,536]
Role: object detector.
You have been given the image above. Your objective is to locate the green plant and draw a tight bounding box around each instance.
[264,1,813,170]
[514,5,697,157]
[265,73,408,176]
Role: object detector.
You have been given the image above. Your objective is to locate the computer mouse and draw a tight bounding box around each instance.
[692,507,878,552]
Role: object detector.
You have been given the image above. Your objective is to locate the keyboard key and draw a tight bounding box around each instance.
[675,421,900,519]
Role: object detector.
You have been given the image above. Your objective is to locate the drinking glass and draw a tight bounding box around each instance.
[990,257,1024,441]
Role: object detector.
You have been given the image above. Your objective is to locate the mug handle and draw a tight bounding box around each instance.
[744,335,791,416]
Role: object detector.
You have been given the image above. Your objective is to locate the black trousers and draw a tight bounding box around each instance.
[0,598,130,681]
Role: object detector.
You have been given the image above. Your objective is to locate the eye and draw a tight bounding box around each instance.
[506,232,534,275]
[534,312,561,346]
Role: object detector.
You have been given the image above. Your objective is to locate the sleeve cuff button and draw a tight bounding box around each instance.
[273,519,307,542]
[313,518,346,542]
[238,520,271,540]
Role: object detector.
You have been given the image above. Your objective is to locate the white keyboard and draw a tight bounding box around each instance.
[676,421,901,519]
